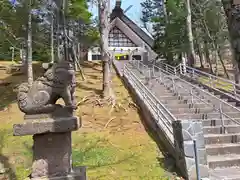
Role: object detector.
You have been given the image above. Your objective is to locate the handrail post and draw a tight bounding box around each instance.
[180,64,183,75]
[219,103,225,134]
[191,88,194,104]
[172,77,176,92]
[234,85,237,98]
[148,68,151,78]
[192,69,195,79]
[210,76,213,88]
[160,70,163,83]
[174,67,177,76]
[152,65,155,77]
[193,139,201,180]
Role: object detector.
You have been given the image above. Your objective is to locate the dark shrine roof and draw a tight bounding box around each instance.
[110,1,154,48]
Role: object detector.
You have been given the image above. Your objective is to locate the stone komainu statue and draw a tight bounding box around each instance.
[17,61,76,115]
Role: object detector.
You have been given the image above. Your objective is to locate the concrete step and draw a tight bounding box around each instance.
[208,154,240,169]
[156,95,179,101]
[175,113,210,120]
[165,103,209,109]
[152,92,175,97]
[162,96,204,105]
[205,112,240,119]
[169,107,214,114]
[204,133,240,144]
[209,167,240,180]
[204,125,240,134]
[176,112,240,120]
[202,119,240,126]
[174,112,240,120]
[206,143,240,156]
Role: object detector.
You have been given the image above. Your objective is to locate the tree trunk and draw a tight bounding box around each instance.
[214,50,219,76]
[27,0,33,86]
[221,0,240,84]
[99,0,112,98]
[186,0,196,67]
[217,46,229,79]
[196,42,204,69]
[51,13,54,64]
[204,40,214,74]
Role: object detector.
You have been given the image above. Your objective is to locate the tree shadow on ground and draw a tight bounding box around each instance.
[0,63,44,111]
[0,130,17,180]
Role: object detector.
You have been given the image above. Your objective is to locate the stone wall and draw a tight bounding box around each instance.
[173,120,209,180]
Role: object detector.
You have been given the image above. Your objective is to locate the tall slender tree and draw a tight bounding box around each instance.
[98,0,113,99]
[27,0,33,86]
[221,0,240,83]
[186,0,196,67]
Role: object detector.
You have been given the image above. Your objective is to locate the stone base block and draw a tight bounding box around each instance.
[13,117,81,136]
[28,167,86,180]
[31,132,73,178]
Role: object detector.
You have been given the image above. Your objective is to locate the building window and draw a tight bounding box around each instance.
[132,55,141,60]
[92,55,102,60]
[108,27,137,47]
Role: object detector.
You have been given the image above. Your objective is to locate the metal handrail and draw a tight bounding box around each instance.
[124,60,203,179]
[125,63,176,121]
[123,63,176,142]
[131,60,240,134]
[157,61,240,112]
[159,60,240,100]
[184,65,240,100]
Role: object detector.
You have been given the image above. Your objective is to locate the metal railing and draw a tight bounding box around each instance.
[130,60,240,134]
[123,63,175,143]
[158,60,240,102]
[184,65,240,99]
[122,61,202,179]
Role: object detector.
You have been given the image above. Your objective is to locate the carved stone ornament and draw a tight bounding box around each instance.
[17,60,77,115]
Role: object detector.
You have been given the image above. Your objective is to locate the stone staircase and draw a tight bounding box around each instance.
[130,65,240,180]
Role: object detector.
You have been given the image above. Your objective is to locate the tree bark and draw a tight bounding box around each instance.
[217,45,230,79]
[196,42,204,69]
[221,0,240,84]
[27,0,33,86]
[204,40,214,74]
[98,0,113,98]
[186,0,196,67]
[51,13,54,64]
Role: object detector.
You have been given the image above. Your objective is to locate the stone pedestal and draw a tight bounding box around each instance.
[13,115,86,180]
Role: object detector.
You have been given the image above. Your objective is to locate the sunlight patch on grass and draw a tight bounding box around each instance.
[198,76,234,91]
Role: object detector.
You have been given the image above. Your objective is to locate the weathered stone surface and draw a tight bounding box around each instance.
[182,129,193,141]
[13,117,80,136]
[188,164,209,180]
[173,120,209,179]
[192,122,202,134]
[31,132,72,178]
[184,141,194,158]
[17,61,77,115]
[28,167,86,180]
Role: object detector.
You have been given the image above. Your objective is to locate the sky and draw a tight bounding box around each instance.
[89,0,145,25]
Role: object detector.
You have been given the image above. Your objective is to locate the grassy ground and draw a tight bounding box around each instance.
[198,76,234,91]
[0,61,181,180]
